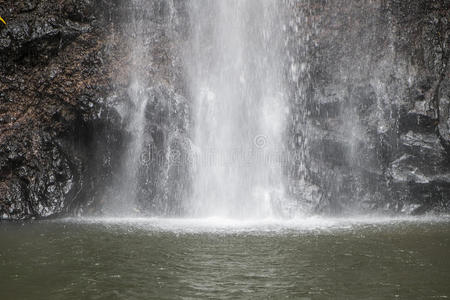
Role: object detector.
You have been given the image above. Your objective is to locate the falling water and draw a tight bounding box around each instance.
[104,0,404,218]
[104,0,150,215]
[185,1,292,219]
[112,81,148,215]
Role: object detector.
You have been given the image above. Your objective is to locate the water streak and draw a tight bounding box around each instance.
[185,0,291,219]
[105,0,151,216]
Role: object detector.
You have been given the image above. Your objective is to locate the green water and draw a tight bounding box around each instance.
[1,217,450,299]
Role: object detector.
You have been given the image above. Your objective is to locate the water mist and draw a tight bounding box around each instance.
[185,0,294,219]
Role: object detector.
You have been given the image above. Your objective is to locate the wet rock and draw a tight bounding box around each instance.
[287,0,450,214]
[0,0,126,220]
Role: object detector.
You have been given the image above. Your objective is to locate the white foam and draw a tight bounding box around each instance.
[57,215,450,234]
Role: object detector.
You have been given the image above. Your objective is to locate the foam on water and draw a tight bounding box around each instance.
[58,215,450,234]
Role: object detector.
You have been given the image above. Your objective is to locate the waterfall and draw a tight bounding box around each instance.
[2,0,448,221]
[185,0,292,219]
[104,0,394,218]
[104,0,151,216]
[111,80,148,215]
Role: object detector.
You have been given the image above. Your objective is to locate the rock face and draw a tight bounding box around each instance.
[0,0,123,219]
[0,0,188,219]
[0,0,448,219]
[286,0,450,214]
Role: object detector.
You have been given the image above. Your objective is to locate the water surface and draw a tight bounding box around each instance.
[1,217,450,299]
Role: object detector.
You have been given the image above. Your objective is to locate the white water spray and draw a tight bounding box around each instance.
[185,0,292,219]
[105,0,150,215]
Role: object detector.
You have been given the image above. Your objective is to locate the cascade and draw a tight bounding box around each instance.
[185,0,293,218]
[104,0,151,215]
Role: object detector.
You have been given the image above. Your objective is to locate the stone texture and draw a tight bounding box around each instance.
[0,0,189,219]
[286,0,449,214]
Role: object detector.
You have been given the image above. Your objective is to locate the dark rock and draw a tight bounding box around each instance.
[0,0,126,219]
[286,0,450,214]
